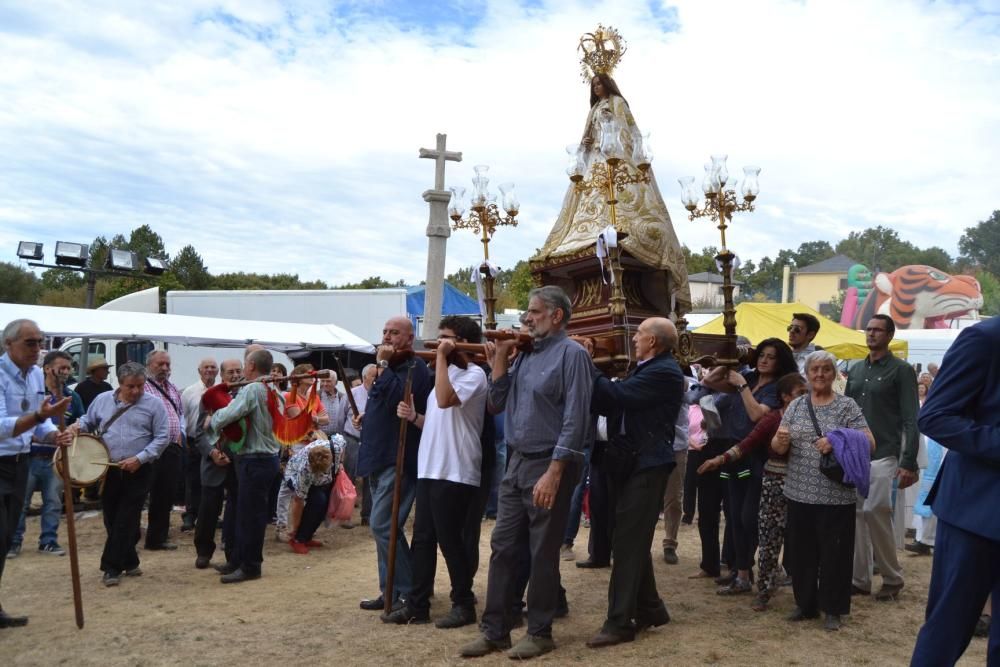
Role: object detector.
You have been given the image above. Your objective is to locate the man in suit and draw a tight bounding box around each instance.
[910,316,1000,666]
[586,317,684,648]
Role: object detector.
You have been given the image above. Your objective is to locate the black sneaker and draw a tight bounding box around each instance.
[6,543,21,559]
[434,605,476,629]
[381,605,430,625]
[214,562,239,575]
[103,571,121,587]
[39,543,66,556]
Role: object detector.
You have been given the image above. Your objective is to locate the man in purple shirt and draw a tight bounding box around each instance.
[143,351,185,551]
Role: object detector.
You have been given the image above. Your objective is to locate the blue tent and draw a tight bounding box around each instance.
[406,283,480,328]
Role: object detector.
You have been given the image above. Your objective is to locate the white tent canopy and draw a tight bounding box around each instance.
[0,303,375,354]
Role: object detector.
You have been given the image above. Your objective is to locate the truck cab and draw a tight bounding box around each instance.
[60,338,165,388]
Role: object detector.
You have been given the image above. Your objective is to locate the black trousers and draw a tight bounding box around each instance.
[587,443,614,565]
[605,464,673,633]
[294,482,330,542]
[234,455,279,576]
[409,479,480,611]
[693,439,729,576]
[786,499,855,616]
[102,465,153,574]
[145,442,182,547]
[682,448,698,518]
[481,452,579,641]
[727,470,762,572]
[0,456,29,589]
[194,466,237,561]
[182,446,202,524]
[465,442,495,578]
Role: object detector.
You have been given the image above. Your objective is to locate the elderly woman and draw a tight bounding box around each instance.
[773,350,875,631]
[276,432,343,553]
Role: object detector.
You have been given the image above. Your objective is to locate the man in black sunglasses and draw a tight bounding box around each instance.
[787,313,821,374]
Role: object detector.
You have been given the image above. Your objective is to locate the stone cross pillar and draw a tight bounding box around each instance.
[419,133,462,338]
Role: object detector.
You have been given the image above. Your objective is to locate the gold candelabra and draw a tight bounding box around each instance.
[448,164,519,330]
[679,155,760,339]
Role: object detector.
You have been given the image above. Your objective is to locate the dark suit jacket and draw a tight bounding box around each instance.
[919,316,1000,542]
[592,351,684,472]
[195,406,231,488]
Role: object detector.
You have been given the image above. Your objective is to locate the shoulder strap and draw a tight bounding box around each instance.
[97,402,135,437]
[805,395,824,438]
[148,379,181,416]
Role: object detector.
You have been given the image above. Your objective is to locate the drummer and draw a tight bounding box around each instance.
[1,318,73,629]
[69,361,170,587]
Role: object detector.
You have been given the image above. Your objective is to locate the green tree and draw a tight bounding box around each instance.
[682,245,720,275]
[835,226,917,272]
[126,224,169,261]
[40,268,84,290]
[334,276,406,289]
[742,249,797,300]
[89,235,110,269]
[445,267,477,299]
[959,210,1000,276]
[975,270,1000,316]
[498,260,534,311]
[170,245,212,290]
[0,262,41,304]
[792,240,835,268]
[910,246,953,272]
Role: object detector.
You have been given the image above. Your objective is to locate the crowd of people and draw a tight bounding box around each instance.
[0,298,996,664]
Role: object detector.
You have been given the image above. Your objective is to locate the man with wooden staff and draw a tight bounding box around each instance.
[69,361,170,587]
[355,316,431,612]
[205,349,281,584]
[461,286,593,660]
[1,319,73,627]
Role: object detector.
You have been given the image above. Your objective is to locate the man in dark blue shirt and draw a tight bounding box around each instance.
[355,316,431,612]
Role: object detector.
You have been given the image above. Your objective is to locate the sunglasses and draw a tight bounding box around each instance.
[786,325,803,334]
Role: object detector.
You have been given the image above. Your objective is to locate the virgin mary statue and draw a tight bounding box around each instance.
[533,29,691,317]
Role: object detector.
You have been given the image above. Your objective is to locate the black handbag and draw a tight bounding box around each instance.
[805,396,855,488]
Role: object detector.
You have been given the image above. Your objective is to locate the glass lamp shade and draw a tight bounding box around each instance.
[448,186,467,218]
[632,131,653,169]
[678,176,698,210]
[471,164,490,208]
[565,144,585,181]
[742,166,761,200]
[598,115,625,162]
[702,163,719,195]
[711,154,729,188]
[498,182,519,215]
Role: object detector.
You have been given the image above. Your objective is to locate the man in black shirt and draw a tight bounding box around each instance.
[74,358,113,410]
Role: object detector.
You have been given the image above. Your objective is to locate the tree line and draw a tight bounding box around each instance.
[3,213,997,316]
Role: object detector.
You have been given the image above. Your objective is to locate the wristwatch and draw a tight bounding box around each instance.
[377,360,389,370]
[737,384,749,392]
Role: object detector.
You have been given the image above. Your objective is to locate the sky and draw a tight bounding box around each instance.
[2,0,999,287]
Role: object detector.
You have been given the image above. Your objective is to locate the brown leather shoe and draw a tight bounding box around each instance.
[586,629,635,648]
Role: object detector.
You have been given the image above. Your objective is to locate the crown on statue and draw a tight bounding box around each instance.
[578,24,627,82]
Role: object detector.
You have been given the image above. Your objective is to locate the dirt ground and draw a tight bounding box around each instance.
[3,503,989,666]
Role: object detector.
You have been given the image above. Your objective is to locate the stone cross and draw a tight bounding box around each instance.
[419,133,462,338]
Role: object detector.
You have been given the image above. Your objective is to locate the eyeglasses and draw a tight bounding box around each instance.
[20,338,45,348]
[786,325,802,334]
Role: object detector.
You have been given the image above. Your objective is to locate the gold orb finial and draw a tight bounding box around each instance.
[578,24,627,82]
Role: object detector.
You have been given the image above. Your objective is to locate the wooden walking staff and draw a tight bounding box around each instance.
[55,388,85,629]
[384,362,415,615]
[333,355,360,419]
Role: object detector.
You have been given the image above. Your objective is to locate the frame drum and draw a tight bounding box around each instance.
[54,434,112,486]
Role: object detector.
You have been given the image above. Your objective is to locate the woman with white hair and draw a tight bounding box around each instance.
[773,350,875,631]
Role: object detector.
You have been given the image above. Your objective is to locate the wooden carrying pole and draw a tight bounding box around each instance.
[384,362,414,614]
[333,355,360,418]
[57,404,85,628]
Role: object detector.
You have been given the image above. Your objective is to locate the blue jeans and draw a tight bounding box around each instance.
[369,465,417,601]
[14,457,63,547]
[564,446,592,546]
[485,439,507,518]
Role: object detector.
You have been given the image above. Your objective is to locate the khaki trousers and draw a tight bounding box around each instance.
[853,456,904,589]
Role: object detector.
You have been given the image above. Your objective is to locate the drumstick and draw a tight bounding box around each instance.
[90,461,123,468]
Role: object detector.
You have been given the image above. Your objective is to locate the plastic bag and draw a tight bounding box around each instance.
[327,468,357,522]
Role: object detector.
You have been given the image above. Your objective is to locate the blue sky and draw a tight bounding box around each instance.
[2,0,999,287]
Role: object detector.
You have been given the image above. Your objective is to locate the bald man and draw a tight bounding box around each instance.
[356,316,432,611]
[586,317,685,648]
[180,358,218,531]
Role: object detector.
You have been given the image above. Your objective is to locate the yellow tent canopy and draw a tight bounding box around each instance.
[693,302,907,360]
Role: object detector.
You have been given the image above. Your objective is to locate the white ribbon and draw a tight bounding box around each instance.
[473,261,501,318]
[596,226,618,285]
[716,253,741,274]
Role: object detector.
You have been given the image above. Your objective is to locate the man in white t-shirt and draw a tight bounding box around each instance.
[180,358,218,532]
[383,316,488,629]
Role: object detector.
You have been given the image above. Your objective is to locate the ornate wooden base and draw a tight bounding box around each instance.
[530,247,675,376]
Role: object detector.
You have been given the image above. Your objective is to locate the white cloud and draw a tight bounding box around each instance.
[1,0,998,289]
